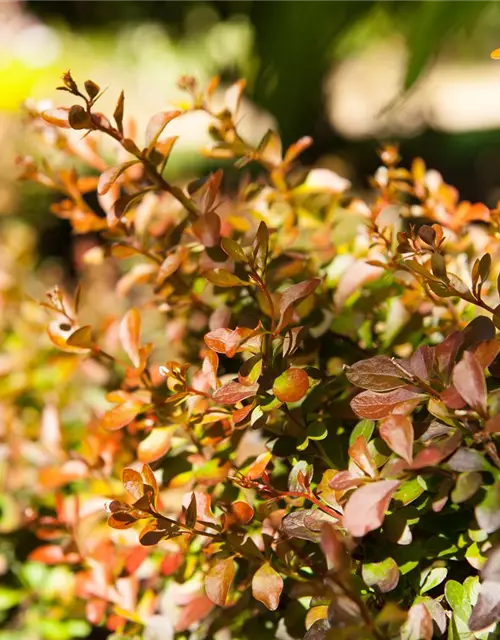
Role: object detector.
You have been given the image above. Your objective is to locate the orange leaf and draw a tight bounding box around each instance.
[252,564,283,611]
[205,557,236,606]
[120,308,141,368]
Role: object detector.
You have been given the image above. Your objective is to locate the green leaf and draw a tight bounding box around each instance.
[349,419,374,447]
[205,269,249,287]
[362,558,399,593]
[420,566,448,595]
[221,237,248,263]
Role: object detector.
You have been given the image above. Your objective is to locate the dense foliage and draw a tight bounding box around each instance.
[5,71,500,639]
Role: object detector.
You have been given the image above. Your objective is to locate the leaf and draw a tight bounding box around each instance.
[66,325,93,349]
[469,580,500,631]
[453,351,487,416]
[288,460,314,492]
[212,381,258,404]
[229,501,254,525]
[192,212,221,247]
[400,602,432,640]
[350,387,423,419]
[281,509,338,542]
[476,483,500,534]
[139,521,174,546]
[204,558,236,607]
[145,110,181,149]
[98,161,138,196]
[41,107,70,128]
[420,566,448,594]
[246,452,272,480]
[120,308,141,368]
[434,330,464,381]
[379,415,414,464]
[156,249,186,285]
[273,368,309,403]
[252,564,283,611]
[122,468,144,501]
[349,419,375,447]
[343,479,400,537]
[257,130,283,166]
[362,558,399,593]
[101,399,144,430]
[113,90,125,132]
[252,221,269,271]
[205,269,249,287]
[447,448,486,472]
[277,278,321,332]
[451,472,482,504]
[348,436,377,478]
[221,238,247,263]
[205,327,260,358]
[346,356,409,392]
[238,354,263,387]
[138,427,174,463]
[284,136,313,164]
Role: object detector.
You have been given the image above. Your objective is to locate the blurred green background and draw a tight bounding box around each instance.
[3,0,500,272]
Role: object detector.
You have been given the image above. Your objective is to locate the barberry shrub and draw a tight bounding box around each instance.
[12,70,500,640]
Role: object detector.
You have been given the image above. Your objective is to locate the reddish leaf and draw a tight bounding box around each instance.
[176,595,214,632]
[192,212,221,247]
[213,381,258,404]
[409,346,435,383]
[29,544,66,564]
[346,356,409,392]
[440,385,467,410]
[101,399,143,431]
[138,427,174,463]
[230,501,254,525]
[348,436,377,478]
[98,161,138,196]
[120,308,141,368]
[277,278,321,332]
[469,580,500,632]
[351,388,423,419]
[400,602,433,640]
[145,110,181,149]
[232,403,254,425]
[379,415,414,464]
[157,249,186,285]
[205,327,260,358]
[453,351,487,416]
[411,430,461,470]
[272,368,309,403]
[470,339,500,369]
[343,480,400,537]
[205,558,236,606]
[246,452,272,480]
[252,564,283,611]
[122,468,144,501]
[328,470,366,491]
[434,330,464,381]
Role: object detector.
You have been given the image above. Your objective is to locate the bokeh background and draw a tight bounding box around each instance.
[5,0,500,233]
[4,1,500,638]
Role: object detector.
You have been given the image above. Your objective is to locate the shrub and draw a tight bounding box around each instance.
[7,70,500,639]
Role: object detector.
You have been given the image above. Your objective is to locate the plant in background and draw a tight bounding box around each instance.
[6,70,500,639]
